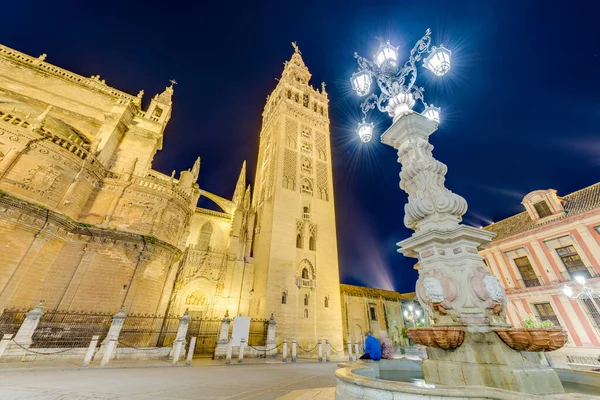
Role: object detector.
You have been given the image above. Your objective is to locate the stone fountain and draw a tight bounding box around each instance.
[376,112,565,395]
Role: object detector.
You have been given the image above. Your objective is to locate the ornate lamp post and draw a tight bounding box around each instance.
[350,30,450,141]
[348,30,564,394]
[563,275,600,315]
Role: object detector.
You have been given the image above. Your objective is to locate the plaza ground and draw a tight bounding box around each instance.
[0,360,337,400]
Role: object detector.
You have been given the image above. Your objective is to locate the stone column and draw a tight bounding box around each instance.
[186,336,197,366]
[282,339,288,363]
[214,311,231,359]
[171,311,190,362]
[354,341,360,359]
[326,339,331,362]
[225,339,233,364]
[266,313,277,357]
[380,112,564,395]
[347,341,353,361]
[13,302,44,348]
[101,307,127,348]
[291,339,297,362]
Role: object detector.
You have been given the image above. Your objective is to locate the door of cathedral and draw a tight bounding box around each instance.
[186,313,221,358]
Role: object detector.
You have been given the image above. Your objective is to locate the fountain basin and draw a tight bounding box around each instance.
[494,328,568,352]
[335,359,600,399]
[406,327,465,350]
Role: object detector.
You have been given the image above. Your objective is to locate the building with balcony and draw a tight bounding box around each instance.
[481,184,600,367]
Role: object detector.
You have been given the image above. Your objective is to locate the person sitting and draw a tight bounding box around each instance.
[379,330,394,359]
[359,331,381,361]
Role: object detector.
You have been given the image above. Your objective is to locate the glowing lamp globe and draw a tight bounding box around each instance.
[374,41,398,71]
[423,44,452,76]
[422,104,441,123]
[562,285,573,298]
[357,119,374,143]
[403,310,409,318]
[351,70,372,96]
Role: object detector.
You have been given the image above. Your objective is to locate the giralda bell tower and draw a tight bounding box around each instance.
[250,43,343,349]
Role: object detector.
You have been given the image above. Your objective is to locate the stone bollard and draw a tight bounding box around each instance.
[326,340,331,363]
[225,339,233,364]
[291,339,297,362]
[100,338,117,367]
[171,311,191,364]
[186,336,197,366]
[354,341,360,358]
[266,313,277,357]
[82,335,99,367]
[347,341,354,361]
[318,339,323,362]
[13,301,44,348]
[238,338,246,363]
[101,307,127,349]
[0,334,13,359]
[282,339,288,363]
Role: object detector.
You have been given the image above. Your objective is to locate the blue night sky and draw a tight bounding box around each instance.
[3,0,599,293]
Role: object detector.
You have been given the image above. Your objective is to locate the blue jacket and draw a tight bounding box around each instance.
[364,334,382,360]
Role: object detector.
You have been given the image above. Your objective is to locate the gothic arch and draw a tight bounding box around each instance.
[198,221,214,249]
[174,277,216,316]
[297,259,315,280]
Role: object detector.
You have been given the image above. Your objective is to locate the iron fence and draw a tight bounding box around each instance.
[0,308,28,337]
[248,319,268,347]
[31,310,113,348]
[187,317,221,357]
[118,314,179,348]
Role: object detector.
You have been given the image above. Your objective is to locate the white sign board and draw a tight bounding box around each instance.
[231,316,251,346]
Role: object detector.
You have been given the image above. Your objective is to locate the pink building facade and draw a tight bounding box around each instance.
[481,184,600,368]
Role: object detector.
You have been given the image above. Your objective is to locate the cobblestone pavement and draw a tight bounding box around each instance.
[0,361,338,400]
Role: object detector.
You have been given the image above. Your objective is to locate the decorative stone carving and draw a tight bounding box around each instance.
[484,275,505,303]
[19,163,61,195]
[423,277,444,303]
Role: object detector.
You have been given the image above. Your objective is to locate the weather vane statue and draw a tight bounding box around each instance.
[350,29,451,142]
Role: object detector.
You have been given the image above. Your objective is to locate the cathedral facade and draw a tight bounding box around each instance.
[0,43,342,348]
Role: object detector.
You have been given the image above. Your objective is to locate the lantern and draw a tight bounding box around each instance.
[422,104,441,123]
[374,40,398,71]
[350,70,372,96]
[562,285,573,298]
[357,119,374,143]
[423,44,452,76]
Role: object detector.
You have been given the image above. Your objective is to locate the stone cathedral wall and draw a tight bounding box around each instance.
[0,44,197,315]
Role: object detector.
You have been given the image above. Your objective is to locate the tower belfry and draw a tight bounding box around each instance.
[250,43,343,349]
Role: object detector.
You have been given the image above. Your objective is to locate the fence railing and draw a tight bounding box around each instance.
[31,310,113,348]
[0,308,28,337]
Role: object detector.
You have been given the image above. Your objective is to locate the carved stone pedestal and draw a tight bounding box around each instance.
[422,331,564,395]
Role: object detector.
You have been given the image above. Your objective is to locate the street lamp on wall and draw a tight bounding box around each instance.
[350,29,451,141]
[562,274,600,315]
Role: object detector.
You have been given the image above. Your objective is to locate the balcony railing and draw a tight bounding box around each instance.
[560,269,598,282]
[296,277,315,289]
[520,278,542,288]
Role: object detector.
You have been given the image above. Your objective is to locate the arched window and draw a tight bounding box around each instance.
[300,179,313,195]
[304,294,309,306]
[304,309,309,318]
[282,292,287,305]
[302,206,310,220]
[302,268,309,279]
[294,93,299,103]
[198,222,213,250]
[324,296,329,308]
[301,158,311,173]
[309,236,316,251]
[303,94,309,107]
[287,90,292,99]
[296,234,303,249]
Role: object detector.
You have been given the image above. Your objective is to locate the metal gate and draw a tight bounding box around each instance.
[186,317,221,358]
